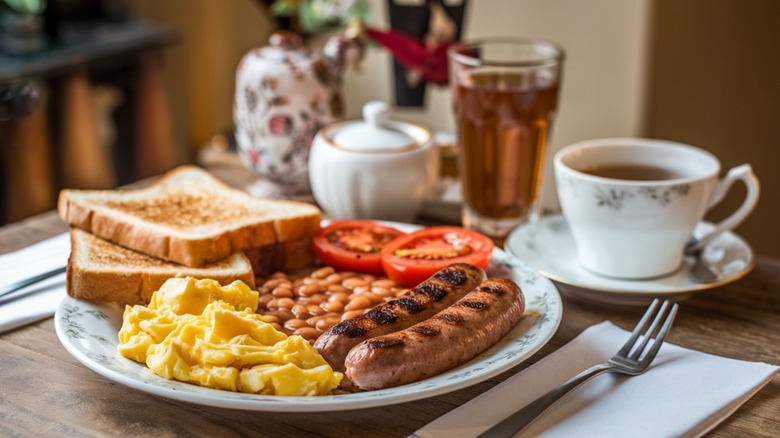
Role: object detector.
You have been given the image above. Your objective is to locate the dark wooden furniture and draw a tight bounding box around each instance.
[0,19,174,225]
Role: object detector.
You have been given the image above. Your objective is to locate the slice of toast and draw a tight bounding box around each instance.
[67,227,256,306]
[58,165,321,267]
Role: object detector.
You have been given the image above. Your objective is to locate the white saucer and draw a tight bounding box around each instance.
[504,215,755,306]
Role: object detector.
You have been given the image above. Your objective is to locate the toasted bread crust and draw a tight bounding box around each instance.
[58,165,321,267]
[243,238,315,278]
[66,228,256,306]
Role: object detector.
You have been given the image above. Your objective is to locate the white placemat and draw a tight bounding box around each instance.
[413,321,779,438]
[0,233,69,334]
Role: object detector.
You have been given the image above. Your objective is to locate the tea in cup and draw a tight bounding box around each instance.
[554,138,759,279]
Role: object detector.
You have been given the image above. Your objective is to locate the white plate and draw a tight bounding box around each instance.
[54,247,562,412]
[505,215,754,305]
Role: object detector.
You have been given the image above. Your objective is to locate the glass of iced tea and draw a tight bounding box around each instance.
[449,38,564,244]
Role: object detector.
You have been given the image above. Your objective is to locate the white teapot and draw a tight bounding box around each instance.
[309,101,438,222]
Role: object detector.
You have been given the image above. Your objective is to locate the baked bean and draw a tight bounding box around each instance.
[352,286,370,295]
[370,279,397,288]
[315,316,340,332]
[306,315,326,326]
[341,310,364,321]
[342,277,368,289]
[370,286,391,297]
[345,295,373,311]
[361,292,381,304]
[360,274,377,283]
[306,294,326,305]
[307,304,326,316]
[275,297,296,310]
[321,300,344,313]
[327,284,350,294]
[329,292,350,304]
[271,287,294,298]
[269,271,287,279]
[294,327,321,340]
[324,273,342,284]
[284,318,309,331]
[263,278,290,289]
[291,304,310,319]
[302,276,320,285]
[258,294,274,309]
[298,284,320,297]
[267,309,294,323]
[312,266,336,279]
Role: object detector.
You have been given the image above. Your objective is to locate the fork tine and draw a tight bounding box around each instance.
[640,302,679,363]
[629,300,671,360]
[616,298,660,357]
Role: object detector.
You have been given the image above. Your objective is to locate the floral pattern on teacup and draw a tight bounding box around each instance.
[594,184,690,211]
[557,174,691,212]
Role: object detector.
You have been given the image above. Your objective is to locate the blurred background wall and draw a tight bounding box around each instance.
[5,0,778,257]
[645,0,780,259]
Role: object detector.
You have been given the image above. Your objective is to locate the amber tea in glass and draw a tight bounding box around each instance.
[449,39,564,243]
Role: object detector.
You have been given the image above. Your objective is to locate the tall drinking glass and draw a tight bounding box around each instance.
[449,39,564,244]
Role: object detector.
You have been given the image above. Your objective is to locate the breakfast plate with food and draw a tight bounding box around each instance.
[53,166,562,412]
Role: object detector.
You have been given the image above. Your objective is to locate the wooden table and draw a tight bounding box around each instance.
[1,210,778,437]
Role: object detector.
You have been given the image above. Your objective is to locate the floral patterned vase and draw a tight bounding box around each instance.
[234,30,362,199]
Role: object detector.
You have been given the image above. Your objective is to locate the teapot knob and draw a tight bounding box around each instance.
[269,30,303,50]
[363,100,390,127]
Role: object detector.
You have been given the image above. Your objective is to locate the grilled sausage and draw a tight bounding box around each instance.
[344,278,524,390]
[314,263,487,372]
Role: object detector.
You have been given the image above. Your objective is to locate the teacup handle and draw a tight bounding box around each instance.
[685,164,760,254]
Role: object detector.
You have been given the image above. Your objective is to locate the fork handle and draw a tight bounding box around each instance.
[478,363,612,438]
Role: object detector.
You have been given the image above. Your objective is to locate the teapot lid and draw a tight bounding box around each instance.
[332,101,415,151]
[260,30,312,62]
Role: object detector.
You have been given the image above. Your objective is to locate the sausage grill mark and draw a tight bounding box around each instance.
[433,267,468,285]
[437,313,465,324]
[454,300,489,310]
[330,321,367,338]
[479,285,506,296]
[410,325,441,337]
[415,282,448,302]
[367,338,405,349]
[366,307,397,325]
[390,296,426,314]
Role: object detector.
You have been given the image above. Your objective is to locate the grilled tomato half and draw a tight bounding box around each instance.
[380,226,494,287]
[313,220,406,275]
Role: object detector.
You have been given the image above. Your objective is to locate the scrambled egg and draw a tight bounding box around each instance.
[118,277,342,396]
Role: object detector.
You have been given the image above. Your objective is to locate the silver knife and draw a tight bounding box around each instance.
[0,267,66,300]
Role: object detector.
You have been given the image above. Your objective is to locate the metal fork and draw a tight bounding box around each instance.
[478,298,679,438]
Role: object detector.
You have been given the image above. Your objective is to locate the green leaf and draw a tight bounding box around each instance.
[270,0,297,17]
[3,0,45,14]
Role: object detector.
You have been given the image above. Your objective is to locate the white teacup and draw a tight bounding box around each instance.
[554,138,760,279]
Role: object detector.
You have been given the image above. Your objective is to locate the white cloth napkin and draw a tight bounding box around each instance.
[413,321,779,438]
[0,233,70,334]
